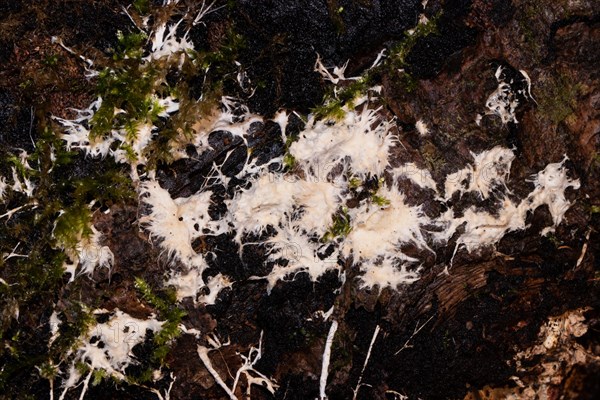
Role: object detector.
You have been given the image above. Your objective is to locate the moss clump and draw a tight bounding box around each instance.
[89,31,158,140]
[537,72,581,125]
[88,22,245,170]
[133,0,150,15]
[134,278,185,370]
[371,194,391,207]
[313,73,378,120]
[0,126,133,393]
[323,207,352,241]
[388,12,441,70]
[312,12,440,120]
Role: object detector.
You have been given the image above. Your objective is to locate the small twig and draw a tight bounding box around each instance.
[0,203,35,220]
[385,390,408,400]
[198,344,237,400]
[29,106,36,149]
[352,324,381,400]
[3,242,28,261]
[78,371,93,400]
[193,0,226,26]
[147,372,176,400]
[319,320,338,400]
[575,228,592,270]
[121,6,145,32]
[394,314,435,355]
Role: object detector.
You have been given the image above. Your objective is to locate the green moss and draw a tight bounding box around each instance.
[135,278,185,369]
[348,177,362,189]
[281,129,301,169]
[326,0,346,34]
[0,122,134,391]
[371,194,391,207]
[133,0,150,15]
[537,72,581,125]
[283,153,296,169]
[313,98,346,120]
[323,207,352,241]
[90,66,158,140]
[0,7,251,396]
[388,11,441,70]
[53,205,93,250]
[43,53,60,67]
[115,31,148,61]
[90,24,245,170]
[312,73,377,120]
[38,361,58,380]
[92,369,107,386]
[311,12,440,120]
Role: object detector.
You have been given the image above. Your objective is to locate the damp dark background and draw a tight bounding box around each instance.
[0,0,599,399]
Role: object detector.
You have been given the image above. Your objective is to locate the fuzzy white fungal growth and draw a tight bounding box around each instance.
[49,311,62,346]
[82,309,164,376]
[141,180,233,302]
[443,166,470,201]
[454,198,527,252]
[485,67,534,124]
[76,226,115,278]
[61,226,114,283]
[519,69,535,103]
[228,174,345,244]
[485,66,520,124]
[358,258,421,292]
[486,82,518,124]
[10,167,35,197]
[525,156,580,231]
[393,163,438,192]
[258,220,339,293]
[444,146,515,200]
[314,54,356,85]
[52,33,579,300]
[438,155,580,254]
[10,167,23,193]
[290,106,396,178]
[166,269,204,302]
[469,146,515,198]
[344,185,430,262]
[198,274,233,305]
[415,119,429,136]
[272,110,290,141]
[59,309,164,399]
[140,180,227,269]
[230,172,344,291]
[294,180,345,236]
[210,98,263,141]
[227,174,297,243]
[341,184,432,290]
[148,20,194,62]
[54,98,113,158]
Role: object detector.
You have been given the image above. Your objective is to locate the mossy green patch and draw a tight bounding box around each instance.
[311,12,440,120]
[537,72,581,125]
[323,207,352,241]
[134,278,185,370]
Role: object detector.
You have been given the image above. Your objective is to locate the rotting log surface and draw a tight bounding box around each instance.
[0,1,599,399]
